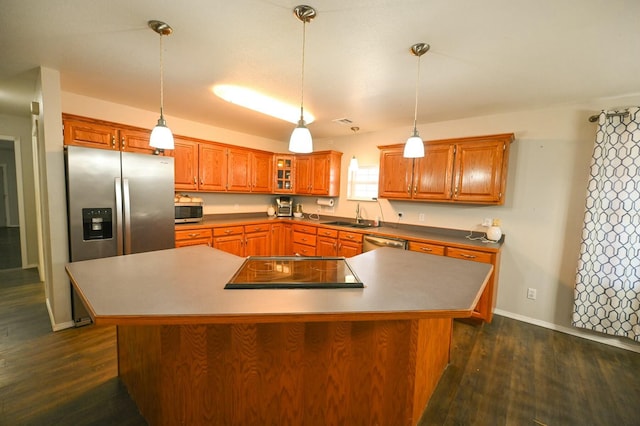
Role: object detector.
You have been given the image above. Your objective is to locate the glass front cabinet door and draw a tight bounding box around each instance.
[274,155,294,193]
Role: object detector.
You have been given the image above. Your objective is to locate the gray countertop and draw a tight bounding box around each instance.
[177,213,504,252]
[66,246,492,325]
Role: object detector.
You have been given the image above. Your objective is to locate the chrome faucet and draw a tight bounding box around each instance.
[355,203,362,223]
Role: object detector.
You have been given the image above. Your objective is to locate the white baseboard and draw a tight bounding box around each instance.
[45,297,75,332]
[494,309,640,354]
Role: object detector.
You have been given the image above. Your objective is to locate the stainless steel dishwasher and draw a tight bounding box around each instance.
[363,234,408,251]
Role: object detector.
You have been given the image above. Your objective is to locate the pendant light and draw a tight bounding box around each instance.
[348,126,360,171]
[403,43,430,158]
[148,20,174,150]
[289,5,316,154]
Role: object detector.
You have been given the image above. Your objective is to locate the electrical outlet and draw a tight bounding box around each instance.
[527,288,537,300]
[418,213,425,222]
[482,217,492,227]
[397,212,403,218]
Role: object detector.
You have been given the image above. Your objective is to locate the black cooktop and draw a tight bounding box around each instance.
[224,256,363,289]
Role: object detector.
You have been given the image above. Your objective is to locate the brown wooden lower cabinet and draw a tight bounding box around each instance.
[316,227,338,256]
[292,223,317,256]
[244,224,270,256]
[117,316,452,426]
[174,228,212,248]
[408,240,499,323]
[212,225,244,256]
[337,230,363,258]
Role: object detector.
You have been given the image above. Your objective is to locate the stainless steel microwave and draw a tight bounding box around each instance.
[174,201,204,224]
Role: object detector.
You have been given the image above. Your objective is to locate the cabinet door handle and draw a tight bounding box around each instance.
[121,136,125,148]
[111,135,116,149]
[188,233,200,238]
[345,235,354,240]
[413,185,417,194]
[460,253,477,259]
[224,229,233,234]
[420,247,432,252]
[407,185,411,194]
[193,176,197,184]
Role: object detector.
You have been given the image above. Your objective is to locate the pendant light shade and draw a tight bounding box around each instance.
[290,119,313,153]
[148,20,174,150]
[289,5,316,154]
[403,43,430,158]
[403,130,424,158]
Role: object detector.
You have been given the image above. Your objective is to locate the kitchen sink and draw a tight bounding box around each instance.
[322,221,372,229]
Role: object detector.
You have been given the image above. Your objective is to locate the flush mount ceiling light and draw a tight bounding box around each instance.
[148,19,174,151]
[213,85,315,125]
[289,5,316,154]
[403,42,430,158]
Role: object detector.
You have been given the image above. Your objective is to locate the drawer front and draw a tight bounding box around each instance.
[213,226,244,237]
[292,223,317,235]
[292,242,316,256]
[408,241,445,256]
[175,238,211,248]
[446,247,493,264]
[339,231,363,243]
[316,227,339,238]
[175,228,213,241]
[244,223,270,233]
[293,231,317,246]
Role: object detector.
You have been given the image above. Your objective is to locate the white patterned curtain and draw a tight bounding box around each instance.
[573,107,640,342]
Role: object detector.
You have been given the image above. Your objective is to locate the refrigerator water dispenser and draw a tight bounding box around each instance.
[82,208,113,240]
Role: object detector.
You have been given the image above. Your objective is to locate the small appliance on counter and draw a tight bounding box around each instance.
[293,203,303,218]
[275,196,293,217]
[174,194,204,223]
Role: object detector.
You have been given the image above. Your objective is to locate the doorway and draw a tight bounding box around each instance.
[0,139,22,270]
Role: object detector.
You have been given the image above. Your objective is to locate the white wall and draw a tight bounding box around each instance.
[312,95,640,352]
[35,67,73,329]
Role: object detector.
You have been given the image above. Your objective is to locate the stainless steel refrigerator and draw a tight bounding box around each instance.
[65,145,175,326]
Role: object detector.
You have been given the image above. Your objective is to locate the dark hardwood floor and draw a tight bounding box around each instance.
[1,268,639,425]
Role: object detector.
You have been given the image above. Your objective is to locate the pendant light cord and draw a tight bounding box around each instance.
[299,19,307,122]
[159,33,165,119]
[412,54,422,133]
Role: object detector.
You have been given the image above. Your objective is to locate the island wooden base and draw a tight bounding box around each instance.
[117,318,452,426]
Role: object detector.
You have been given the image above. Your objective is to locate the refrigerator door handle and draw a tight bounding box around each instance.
[115,177,124,256]
[122,178,132,255]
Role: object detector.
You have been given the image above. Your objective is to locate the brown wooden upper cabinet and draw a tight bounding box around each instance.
[378,133,514,205]
[63,113,160,155]
[174,136,272,193]
[173,137,228,192]
[274,155,295,193]
[295,151,342,197]
[227,147,273,193]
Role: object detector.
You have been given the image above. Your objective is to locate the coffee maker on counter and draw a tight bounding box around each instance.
[275,196,293,217]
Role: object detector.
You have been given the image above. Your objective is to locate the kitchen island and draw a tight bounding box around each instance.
[66,246,492,426]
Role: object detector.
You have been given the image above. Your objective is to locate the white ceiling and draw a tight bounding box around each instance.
[1,0,639,142]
